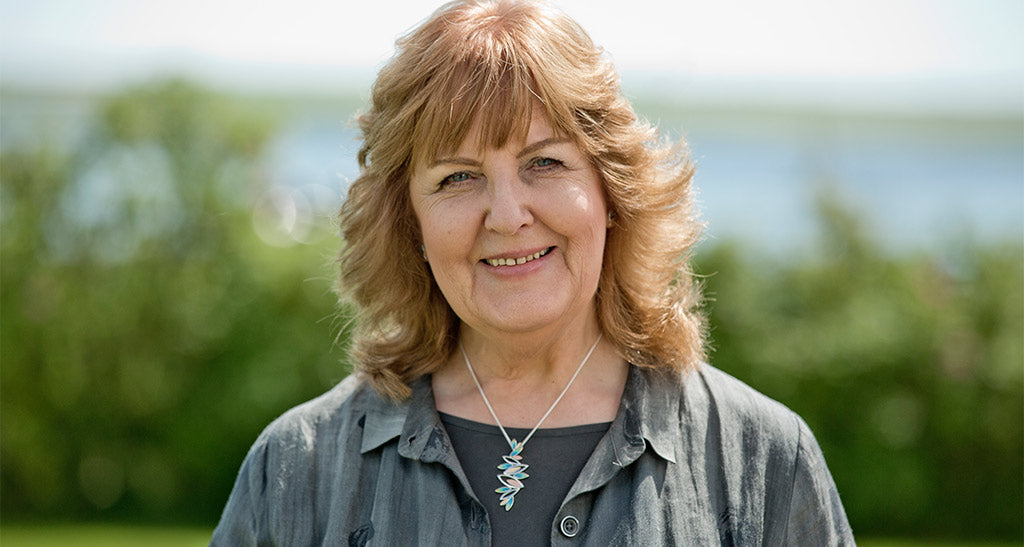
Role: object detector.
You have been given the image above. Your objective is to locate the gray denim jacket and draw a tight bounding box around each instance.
[211,364,854,545]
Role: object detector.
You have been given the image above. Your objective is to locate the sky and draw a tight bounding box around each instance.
[2,0,1022,112]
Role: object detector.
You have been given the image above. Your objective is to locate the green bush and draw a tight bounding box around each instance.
[1,80,349,522]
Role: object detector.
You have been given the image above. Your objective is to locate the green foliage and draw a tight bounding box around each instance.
[2,80,1020,539]
[1,80,349,522]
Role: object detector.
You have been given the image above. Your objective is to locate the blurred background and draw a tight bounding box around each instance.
[1,0,1021,544]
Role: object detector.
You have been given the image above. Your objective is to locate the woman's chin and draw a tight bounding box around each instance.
[469,306,565,336]
[461,291,593,338]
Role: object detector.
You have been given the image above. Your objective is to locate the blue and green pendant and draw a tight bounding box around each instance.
[495,439,529,511]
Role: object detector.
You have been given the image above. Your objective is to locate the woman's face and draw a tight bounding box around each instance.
[410,105,608,339]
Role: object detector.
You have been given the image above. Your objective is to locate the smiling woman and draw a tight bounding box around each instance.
[211,1,853,544]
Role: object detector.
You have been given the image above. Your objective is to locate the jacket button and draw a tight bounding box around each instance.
[559,515,580,538]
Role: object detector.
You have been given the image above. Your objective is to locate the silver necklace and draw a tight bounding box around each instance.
[459,333,603,512]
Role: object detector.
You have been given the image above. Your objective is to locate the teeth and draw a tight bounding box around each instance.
[485,248,550,267]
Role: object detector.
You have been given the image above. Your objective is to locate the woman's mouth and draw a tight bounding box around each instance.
[483,247,553,267]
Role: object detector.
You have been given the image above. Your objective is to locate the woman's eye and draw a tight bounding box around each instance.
[531,157,562,169]
[440,172,472,186]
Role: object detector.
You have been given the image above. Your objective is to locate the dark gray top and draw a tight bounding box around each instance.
[211,364,854,546]
[440,413,610,546]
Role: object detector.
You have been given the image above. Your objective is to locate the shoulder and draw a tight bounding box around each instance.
[681,363,805,449]
[253,373,378,455]
[633,363,807,476]
[212,375,380,544]
[673,364,853,542]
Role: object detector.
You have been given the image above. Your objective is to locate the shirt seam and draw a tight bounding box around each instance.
[779,414,802,543]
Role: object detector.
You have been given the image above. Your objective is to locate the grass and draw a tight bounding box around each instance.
[858,541,1020,547]
[0,524,213,546]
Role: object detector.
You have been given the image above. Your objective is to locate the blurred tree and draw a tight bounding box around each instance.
[1,80,349,522]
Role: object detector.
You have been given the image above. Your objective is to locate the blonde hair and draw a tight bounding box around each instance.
[337,0,704,400]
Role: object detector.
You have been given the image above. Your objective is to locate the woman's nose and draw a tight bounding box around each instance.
[483,170,533,235]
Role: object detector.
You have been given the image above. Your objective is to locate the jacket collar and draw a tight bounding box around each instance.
[360,376,459,468]
[627,365,682,465]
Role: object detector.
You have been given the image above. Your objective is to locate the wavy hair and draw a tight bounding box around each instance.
[337,0,705,400]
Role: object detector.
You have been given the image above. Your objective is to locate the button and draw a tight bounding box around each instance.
[560,515,580,538]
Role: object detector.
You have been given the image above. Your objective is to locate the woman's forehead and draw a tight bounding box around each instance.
[420,101,566,161]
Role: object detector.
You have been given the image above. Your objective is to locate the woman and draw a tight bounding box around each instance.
[213,0,854,544]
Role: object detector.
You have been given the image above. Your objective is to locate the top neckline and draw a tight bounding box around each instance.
[438,412,612,437]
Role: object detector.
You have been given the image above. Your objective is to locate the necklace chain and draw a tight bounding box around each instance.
[460,333,604,511]
[459,333,603,451]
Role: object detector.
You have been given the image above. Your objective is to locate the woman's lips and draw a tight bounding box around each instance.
[481,246,554,267]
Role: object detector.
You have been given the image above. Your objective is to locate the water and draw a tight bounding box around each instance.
[674,113,1024,253]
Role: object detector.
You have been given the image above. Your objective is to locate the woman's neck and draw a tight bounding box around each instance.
[458,319,602,381]
[432,320,628,428]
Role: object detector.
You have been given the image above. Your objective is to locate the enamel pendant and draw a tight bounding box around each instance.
[495,439,529,511]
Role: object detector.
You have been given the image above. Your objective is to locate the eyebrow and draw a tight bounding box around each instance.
[428,137,570,168]
[516,137,570,160]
